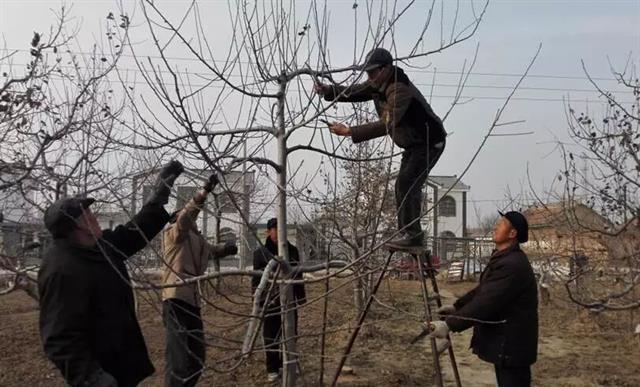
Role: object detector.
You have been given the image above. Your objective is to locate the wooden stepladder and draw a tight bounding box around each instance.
[330,244,462,387]
[391,245,462,387]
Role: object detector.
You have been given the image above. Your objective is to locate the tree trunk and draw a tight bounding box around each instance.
[276,75,297,387]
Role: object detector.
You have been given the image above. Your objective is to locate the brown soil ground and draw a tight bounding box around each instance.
[1,277,638,386]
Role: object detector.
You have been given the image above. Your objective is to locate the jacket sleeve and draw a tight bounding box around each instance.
[446,259,528,332]
[453,286,478,310]
[174,190,207,240]
[39,272,101,386]
[290,245,307,303]
[251,248,268,293]
[100,202,171,259]
[350,82,413,143]
[350,120,387,143]
[323,82,377,103]
[209,243,225,259]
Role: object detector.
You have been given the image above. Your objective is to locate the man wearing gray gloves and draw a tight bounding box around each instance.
[161,173,238,387]
[38,160,184,387]
[428,211,538,387]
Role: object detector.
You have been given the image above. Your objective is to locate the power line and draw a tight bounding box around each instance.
[5,60,633,94]
[31,71,633,104]
[2,47,624,82]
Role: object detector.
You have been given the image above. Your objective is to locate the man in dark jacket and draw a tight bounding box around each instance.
[314,47,447,248]
[38,160,184,387]
[251,217,306,382]
[429,211,538,387]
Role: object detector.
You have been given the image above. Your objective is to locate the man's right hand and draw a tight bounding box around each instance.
[223,241,238,256]
[313,82,328,96]
[436,304,456,317]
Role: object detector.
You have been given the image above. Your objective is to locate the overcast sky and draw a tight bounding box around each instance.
[1,0,639,225]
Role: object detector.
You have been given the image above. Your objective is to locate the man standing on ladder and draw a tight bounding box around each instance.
[429,211,538,387]
[314,47,447,249]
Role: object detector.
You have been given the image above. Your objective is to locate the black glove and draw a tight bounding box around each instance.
[146,160,184,206]
[223,241,238,256]
[203,173,219,193]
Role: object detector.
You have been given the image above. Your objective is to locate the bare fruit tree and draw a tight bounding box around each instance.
[551,61,640,311]
[0,7,130,296]
[122,0,490,385]
[0,1,546,386]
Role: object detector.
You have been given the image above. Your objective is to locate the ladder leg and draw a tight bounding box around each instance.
[424,252,463,387]
[415,253,444,387]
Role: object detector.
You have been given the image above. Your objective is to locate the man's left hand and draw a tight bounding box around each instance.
[328,122,352,136]
[204,173,219,193]
[427,320,450,339]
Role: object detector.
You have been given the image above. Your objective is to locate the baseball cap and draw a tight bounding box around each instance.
[44,197,95,238]
[360,48,393,71]
[498,210,529,243]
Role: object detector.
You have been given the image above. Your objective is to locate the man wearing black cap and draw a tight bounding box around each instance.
[38,160,184,387]
[251,218,306,382]
[428,211,538,387]
[314,47,447,248]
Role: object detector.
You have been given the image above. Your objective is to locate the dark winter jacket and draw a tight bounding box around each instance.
[38,202,170,387]
[322,66,446,149]
[251,237,306,309]
[446,243,539,367]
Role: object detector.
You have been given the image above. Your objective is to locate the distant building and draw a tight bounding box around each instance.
[523,202,611,261]
[0,162,48,266]
[424,175,470,239]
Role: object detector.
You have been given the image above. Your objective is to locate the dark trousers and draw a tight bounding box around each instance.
[494,364,532,387]
[263,305,298,374]
[163,299,206,387]
[395,142,445,240]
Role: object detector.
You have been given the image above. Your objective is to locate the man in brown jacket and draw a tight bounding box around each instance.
[315,48,447,248]
[161,174,238,387]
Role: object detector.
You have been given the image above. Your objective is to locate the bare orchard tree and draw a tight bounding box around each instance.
[116,1,491,385]
[0,7,130,296]
[555,61,640,311]
[314,136,397,314]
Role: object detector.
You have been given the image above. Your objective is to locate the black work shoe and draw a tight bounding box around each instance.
[386,236,424,250]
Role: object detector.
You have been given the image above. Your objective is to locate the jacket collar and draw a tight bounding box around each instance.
[264,236,290,257]
[490,242,521,260]
[54,238,108,262]
[264,236,278,255]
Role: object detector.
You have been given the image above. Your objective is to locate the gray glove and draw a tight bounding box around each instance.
[427,320,450,339]
[146,160,184,206]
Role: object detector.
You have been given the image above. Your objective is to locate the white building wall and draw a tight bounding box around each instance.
[436,190,465,237]
[421,186,466,238]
